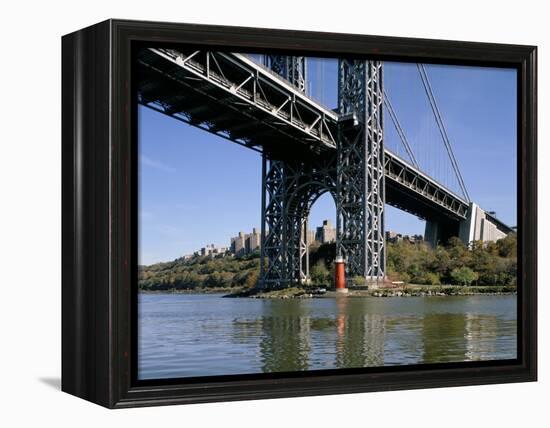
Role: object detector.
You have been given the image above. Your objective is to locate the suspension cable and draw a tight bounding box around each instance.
[383,90,419,168]
[417,63,471,201]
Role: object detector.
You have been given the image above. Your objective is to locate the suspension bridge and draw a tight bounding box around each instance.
[137,48,513,288]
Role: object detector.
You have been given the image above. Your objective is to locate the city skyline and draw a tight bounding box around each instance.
[162,219,342,264]
[139,58,517,265]
[141,218,426,266]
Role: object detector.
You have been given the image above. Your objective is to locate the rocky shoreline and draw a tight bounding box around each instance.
[139,287,243,295]
[138,284,516,298]
[225,284,517,299]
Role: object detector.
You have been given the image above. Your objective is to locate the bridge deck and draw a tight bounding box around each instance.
[137,47,469,222]
[138,48,337,159]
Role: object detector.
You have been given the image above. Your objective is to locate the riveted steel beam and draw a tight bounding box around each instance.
[337,59,386,284]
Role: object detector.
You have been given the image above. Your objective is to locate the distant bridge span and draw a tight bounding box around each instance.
[137,47,512,288]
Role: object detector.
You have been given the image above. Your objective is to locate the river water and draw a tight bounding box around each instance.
[138,293,517,380]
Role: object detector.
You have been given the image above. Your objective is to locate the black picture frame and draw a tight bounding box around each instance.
[61,19,537,408]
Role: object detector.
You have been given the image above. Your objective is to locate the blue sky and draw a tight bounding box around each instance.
[138,57,517,265]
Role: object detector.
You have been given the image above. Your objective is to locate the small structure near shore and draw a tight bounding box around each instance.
[334,256,348,294]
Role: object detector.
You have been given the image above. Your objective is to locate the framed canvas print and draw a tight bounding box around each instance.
[62,19,537,408]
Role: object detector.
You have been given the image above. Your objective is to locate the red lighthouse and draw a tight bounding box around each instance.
[334,256,348,293]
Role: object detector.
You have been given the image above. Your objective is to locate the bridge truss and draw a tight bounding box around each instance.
[137,47,473,288]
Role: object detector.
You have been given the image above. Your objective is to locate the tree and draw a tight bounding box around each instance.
[310,260,330,286]
[244,269,259,289]
[138,233,517,291]
[416,272,440,285]
[352,276,366,286]
[387,240,415,273]
[446,237,471,269]
[450,267,478,286]
[308,243,336,270]
[430,246,451,277]
[497,233,517,258]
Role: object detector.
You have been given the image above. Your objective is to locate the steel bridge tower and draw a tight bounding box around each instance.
[259,55,385,289]
[337,59,386,284]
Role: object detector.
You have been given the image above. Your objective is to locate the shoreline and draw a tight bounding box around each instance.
[138,287,240,295]
[138,284,516,298]
[227,285,516,299]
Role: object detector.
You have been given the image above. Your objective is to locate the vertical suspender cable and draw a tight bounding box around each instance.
[417,64,471,201]
[383,90,419,168]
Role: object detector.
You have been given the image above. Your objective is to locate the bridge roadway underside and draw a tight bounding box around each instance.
[385,181,460,241]
[137,48,331,160]
[136,47,468,229]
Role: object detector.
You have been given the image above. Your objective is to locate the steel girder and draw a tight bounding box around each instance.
[260,55,338,288]
[259,155,337,288]
[137,49,469,223]
[265,55,307,93]
[137,48,337,153]
[260,158,286,288]
[136,48,476,288]
[286,158,337,284]
[384,153,469,220]
[337,60,386,283]
[260,57,386,288]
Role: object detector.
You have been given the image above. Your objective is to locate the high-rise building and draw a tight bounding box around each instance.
[230,232,247,255]
[385,230,423,244]
[231,228,261,256]
[305,229,315,245]
[246,227,261,253]
[200,244,229,258]
[385,230,402,243]
[315,220,336,244]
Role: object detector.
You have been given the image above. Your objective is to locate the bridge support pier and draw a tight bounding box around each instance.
[458,202,509,245]
[425,219,463,248]
[337,59,386,286]
[138,49,514,289]
[424,221,440,248]
[259,56,386,289]
[259,155,337,289]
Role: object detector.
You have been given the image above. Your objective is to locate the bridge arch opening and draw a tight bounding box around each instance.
[284,179,337,286]
[307,192,337,286]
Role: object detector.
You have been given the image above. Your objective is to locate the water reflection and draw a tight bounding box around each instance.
[421,313,469,363]
[259,300,311,372]
[465,313,498,361]
[334,297,385,369]
[138,294,517,379]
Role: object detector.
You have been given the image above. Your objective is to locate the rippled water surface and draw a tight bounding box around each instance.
[138,294,517,380]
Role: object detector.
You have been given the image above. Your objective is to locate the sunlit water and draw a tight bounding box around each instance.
[138,294,517,380]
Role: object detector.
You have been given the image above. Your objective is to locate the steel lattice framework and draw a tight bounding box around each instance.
[260,156,337,287]
[265,55,307,93]
[259,56,385,287]
[137,49,337,157]
[136,48,480,289]
[337,60,386,283]
[259,55,340,287]
[136,48,468,221]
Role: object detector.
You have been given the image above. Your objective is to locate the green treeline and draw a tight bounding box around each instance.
[138,234,517,291]
[386,234,517,286]
[139,251,261,292]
